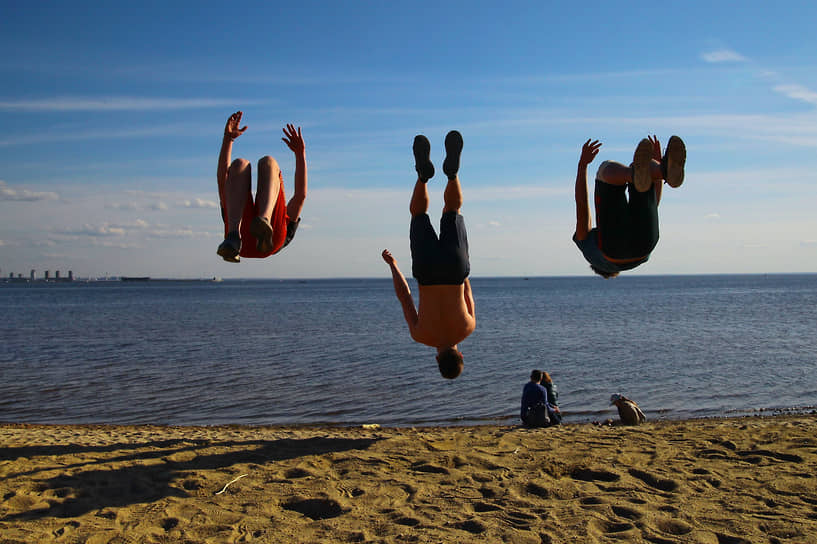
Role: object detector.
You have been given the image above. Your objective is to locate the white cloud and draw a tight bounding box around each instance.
[705,213,721,219]
[60,224,126,237]
[701,49,747,63]
[488,220,501,227]
[150,201,169,211]
[183,198,218,209]
[773,84,817,106]
[0,181,59,202]
[0,97,246,112]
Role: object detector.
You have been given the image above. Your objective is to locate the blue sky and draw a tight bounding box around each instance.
[1,1,816,278]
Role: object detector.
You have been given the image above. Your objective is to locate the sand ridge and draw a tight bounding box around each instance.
[1,416,816,543]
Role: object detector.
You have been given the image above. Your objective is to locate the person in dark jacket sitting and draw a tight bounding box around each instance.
[520,370,559,427]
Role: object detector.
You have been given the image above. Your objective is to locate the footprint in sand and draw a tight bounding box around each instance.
[628,468,680,492]
[570,467,621,482]
[282,497,346,520]
[611,505,643,520]
[453,519,486,534]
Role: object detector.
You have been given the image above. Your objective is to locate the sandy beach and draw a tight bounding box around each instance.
[1,416,816,543]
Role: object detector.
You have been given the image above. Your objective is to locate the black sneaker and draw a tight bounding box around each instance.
[217,231,241,263]
[663,135,686,188]
[632,138,653,193]
[442,130,463,180]
[413,135,434,182]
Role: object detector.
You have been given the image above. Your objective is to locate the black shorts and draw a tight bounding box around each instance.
[594,179,659,259]
[410,212,470,285]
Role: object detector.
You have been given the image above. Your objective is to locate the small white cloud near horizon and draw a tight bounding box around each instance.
[705,213,721,219]
[773,84,817,106]
[0,181,59,202]
[182,198,218,209]
[701,49,747,63]
[488,220,502,227]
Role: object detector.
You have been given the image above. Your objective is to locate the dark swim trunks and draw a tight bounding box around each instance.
[410,212,470,285]
[594,178,659,260]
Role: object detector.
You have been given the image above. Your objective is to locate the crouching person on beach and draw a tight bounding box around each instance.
[381,130,475,380]
[521,370,560,427]
[216,111,307,263]
[610,393,646,425]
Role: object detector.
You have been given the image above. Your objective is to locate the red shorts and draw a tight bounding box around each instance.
[222,183,289,258]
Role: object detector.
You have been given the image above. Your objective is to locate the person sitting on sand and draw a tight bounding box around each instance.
[610,393,646,425]
[216,111,307,263]
[381,130,475,379]
[541,371,562,425]
[573,135,686,278]
[521,370,558,427]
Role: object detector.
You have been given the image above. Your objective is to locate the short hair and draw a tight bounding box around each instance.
[590,265,619,279]
[437,348,464,379]
[530,369,543,382]
[541,371,552,384]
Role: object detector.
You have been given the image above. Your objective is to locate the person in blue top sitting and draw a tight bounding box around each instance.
[573,135,686,278]
[520,370,560,427]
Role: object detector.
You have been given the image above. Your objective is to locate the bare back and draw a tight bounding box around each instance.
[412,284,475,348]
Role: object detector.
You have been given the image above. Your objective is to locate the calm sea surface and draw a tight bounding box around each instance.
[1,275,815,427]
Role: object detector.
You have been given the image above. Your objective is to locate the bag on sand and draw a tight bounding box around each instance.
[525,403,551,427]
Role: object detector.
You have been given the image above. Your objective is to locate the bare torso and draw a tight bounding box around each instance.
[412,284,476,348]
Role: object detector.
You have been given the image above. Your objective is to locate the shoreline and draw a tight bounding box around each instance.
[2,415,816,542]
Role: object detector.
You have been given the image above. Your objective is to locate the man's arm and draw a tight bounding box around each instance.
[282,124,307,221]
[217,111,248,207]
[574,139,601,241]
[463,278,475,320]
[381,249,418,334]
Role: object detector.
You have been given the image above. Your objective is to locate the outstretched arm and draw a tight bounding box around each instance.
[381,249,418,334]
[282,124,307,221]
[217,111,248,206]
[574,139,601,241]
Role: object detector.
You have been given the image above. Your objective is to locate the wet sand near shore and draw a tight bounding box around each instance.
[1,416,816,543]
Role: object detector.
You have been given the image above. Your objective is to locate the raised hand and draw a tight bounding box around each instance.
[579,139,602,166]
[282,124,305,156]
[224,111,248,141]
[647,134,662,161]
[381,249,396,266]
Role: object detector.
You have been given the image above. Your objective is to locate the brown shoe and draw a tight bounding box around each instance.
[663,135,686,188]
[250,216,274,253]
[632,138,653,193]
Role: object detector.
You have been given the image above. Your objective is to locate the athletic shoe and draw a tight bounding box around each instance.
[663,135,686,188]
[413,135,435,182]
[442,130,463,180]
[217,231,241,263]
[250,216,274,253]
[632,138,653,193]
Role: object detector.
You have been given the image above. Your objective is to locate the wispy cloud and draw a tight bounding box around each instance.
[182,198,218,209]
[773,84,817,106]
[0,181,59,201]
[701,49,747,63]
[0,97,256,112]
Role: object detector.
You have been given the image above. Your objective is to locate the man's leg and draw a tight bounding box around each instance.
[442,130,464,213]
[410,178,430,216]
[225,159,251,233]
[218,159,251,262]
[249,156,282,254]
[597,159,663,187]
[255,156,282,221]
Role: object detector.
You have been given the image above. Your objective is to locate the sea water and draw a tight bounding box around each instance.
[1,274,815,426]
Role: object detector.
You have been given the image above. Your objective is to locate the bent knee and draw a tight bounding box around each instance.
[229,158,251,174]
[258,155,280,172]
